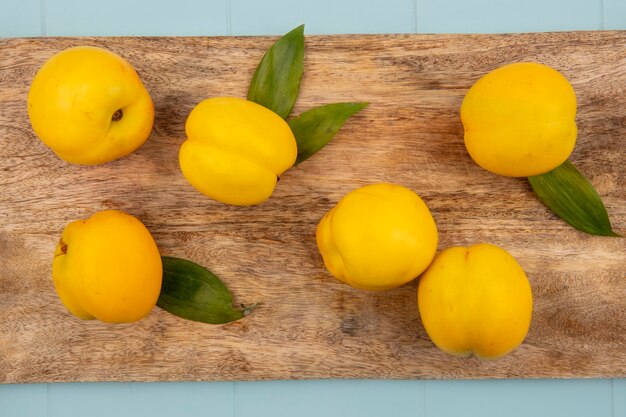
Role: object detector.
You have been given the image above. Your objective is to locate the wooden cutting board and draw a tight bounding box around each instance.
[0,32,624,383]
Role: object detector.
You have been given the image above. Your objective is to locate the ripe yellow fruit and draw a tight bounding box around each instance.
[28,46,154,165]
[317,183,438,291]
[52,210,162,323]
[179,97,297,206]
[417,243,533,359]
[461,62,577,177]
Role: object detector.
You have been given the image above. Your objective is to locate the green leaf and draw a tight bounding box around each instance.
[289,102,369,164]
[248,24,305,119]
[157,256,256,324]
[528,160,620,237]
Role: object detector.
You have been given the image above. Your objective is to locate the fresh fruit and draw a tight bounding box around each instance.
[28,46,154,165]
[417,243,533,359]
[316,183,438,291]
[179,96,297,206]
[461,62,577,177]
[52,210,162,323]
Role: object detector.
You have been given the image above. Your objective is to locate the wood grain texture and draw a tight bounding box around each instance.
[0,32,624,383]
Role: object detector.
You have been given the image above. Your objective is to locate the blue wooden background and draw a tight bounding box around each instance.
[1,0,624,416]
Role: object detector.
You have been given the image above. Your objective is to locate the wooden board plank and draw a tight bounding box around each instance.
[0,32,624,383]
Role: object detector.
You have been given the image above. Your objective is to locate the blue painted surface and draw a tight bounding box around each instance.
[47,382,234,417]
[604,0,626,30]
[230,0,415,35]
[0,0,624,416]
[615,379,626,417]
[416,0,603,33]
[0,383,47,417]
[236,379,426,417]
[44,0,229,36]
[424,379,614,417]
[0,0,41,37]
